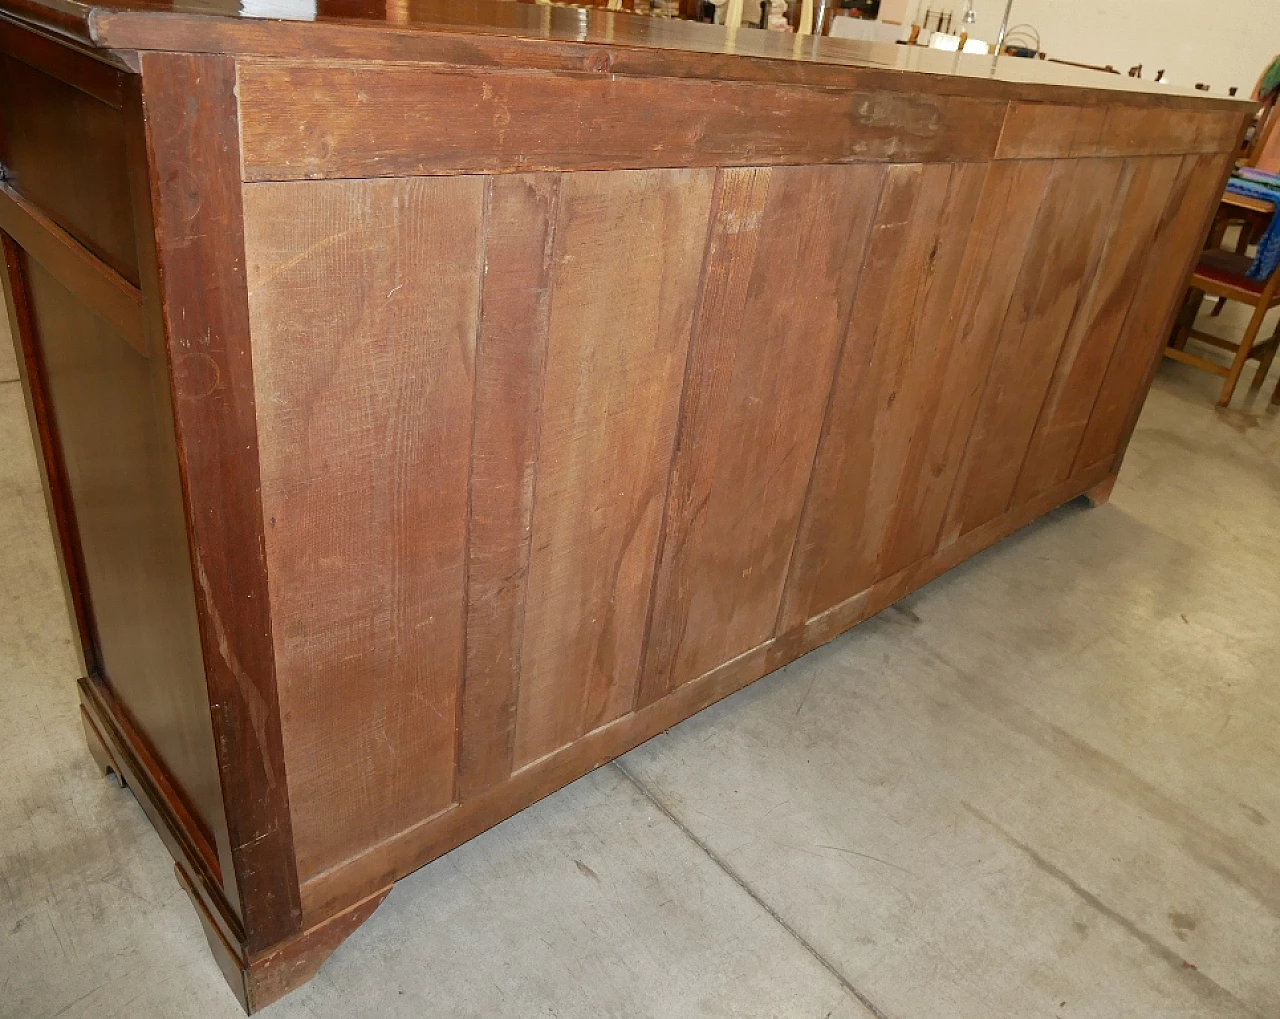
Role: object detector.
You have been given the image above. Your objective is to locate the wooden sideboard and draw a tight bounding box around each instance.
[0,0,1252,1010]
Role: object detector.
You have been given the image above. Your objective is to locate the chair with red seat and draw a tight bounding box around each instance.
[1166,245,1280,407]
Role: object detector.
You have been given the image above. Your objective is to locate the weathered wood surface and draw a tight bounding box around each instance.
[0,1,1248,1009]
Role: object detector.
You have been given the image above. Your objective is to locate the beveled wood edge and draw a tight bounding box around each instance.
[134,49,303,954]
[81,11,1249,114]
[78,675,243,947]
[0,11,134,103]
[295,455,1114,925]
[0,183,147,355]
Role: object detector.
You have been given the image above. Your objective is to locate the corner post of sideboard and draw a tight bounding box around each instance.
[128,48,362,1010]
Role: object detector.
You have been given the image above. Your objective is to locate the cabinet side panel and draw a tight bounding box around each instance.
[17,257,226,876]
[244,176,482,883]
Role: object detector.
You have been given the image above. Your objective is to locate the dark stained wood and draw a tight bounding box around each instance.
[0,181,145,352]
[21,255,228,875]
[459,174,560,802]
[0,15,129,105]
[237,62,1008,181]
[136,51,301,953]
[512,168,713,768]
[640,161,884,706]
[1013,156,1183,504]
[0,52,139,283]
[242,174,483,882]
[939,157,1126,546]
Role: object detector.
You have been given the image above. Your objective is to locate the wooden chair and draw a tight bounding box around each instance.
[1166,247,1280,406]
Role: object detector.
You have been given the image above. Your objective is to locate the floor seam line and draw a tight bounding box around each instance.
[612,759,893,1019]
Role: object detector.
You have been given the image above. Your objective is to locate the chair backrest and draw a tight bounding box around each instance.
[1246,94,1280,168]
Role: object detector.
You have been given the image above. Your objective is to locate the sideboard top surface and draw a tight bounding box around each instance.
[0,0,1252,111]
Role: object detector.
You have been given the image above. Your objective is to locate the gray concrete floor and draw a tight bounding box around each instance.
[2,299,1279,1019]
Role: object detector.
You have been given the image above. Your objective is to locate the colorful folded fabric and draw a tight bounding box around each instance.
[1225,175,1280,282]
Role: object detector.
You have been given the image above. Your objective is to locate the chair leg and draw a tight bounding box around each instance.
[1218,302,1269,407]
[1249,326,1280,390]
[1170,289,1203,351]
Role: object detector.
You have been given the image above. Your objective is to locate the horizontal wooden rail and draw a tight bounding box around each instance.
[0,180,147,356]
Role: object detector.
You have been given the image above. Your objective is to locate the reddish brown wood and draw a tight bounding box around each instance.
[0,181,145,351]
[778,161,984,630]
[940,157,1125,546]
[639,161,884,706]
[0,3,1250,1012]
[1075,152,1234,469]
[135,51,302,953]
[242,173,482,883]
[512,168,713,768]
[459,174,559,802]
[236,61,1008,181]
[0,52,139,282]
[1013,157,1182,504]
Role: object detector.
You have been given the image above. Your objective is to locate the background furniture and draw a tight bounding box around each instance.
[1167,188,1280,404]
[0,0,1249,1012]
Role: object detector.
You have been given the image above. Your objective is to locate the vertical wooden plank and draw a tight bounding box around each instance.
[1074,152,1233,471]
[512,168,714,769]
[137,52,300,950]
[874,158,1054,580]
[638,162,885,705]
[778,161,985,630]
[634,166,773,708]
[1013,156,1182,503]
[243,175,482,883]
[940,157,1125,545]
[458,174,560,802]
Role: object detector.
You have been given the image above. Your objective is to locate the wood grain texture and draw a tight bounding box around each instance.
[459,174,560,802]
[298,453,1116,922]
[236,62,1008,180]
[639,162,884,705]
[511,168,714,769]
[1075,152,1233,470]
[1013,156,1183,503]
[778,161,987,629]
[137,51,301,950]
[940,157,1126,546]
[244,174,483,883]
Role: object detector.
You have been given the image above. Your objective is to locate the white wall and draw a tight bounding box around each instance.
[894,0,1280,96]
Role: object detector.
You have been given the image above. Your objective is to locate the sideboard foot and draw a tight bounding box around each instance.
[80,706,125,788]
[1083,473,1118,508]
[176,864,391,1014]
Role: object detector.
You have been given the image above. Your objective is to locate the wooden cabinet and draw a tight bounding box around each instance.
[0,1,1250,1011]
